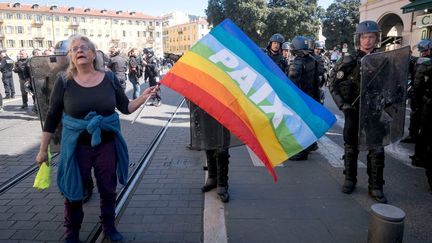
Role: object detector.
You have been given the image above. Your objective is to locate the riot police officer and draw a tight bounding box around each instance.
[265,33,287,72]
[288,36,320,160]
[13,49,31,109]
[143,47,162,106]
[0,50,15,99]
[313,41,327,104]
[410,40,432,180]
[329,20,387,203]
[107,47,128,90]
[401,39,432,144]
[281,41,292,73]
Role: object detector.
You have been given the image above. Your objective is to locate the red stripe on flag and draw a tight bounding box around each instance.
[161,72,277,181]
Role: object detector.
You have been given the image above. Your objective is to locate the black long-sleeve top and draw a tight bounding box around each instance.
[43,73,130,133]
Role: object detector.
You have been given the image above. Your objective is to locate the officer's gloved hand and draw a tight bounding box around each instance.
[341,103,354,112]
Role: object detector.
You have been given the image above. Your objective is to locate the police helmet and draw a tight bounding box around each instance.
[143,47,154,56]
[282,42,291,50]
[290,36,309,51]
[354,20,381,49]
[54,40,69,55]
[314,41,324,50]
[416,39,432,52]
[269,33,285,44]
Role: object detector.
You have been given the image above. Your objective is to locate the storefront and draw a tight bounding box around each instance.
[360,0,432,54]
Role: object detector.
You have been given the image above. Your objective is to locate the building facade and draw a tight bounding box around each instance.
[360,0,432,54]
[163,18,210,55]
[0,2,163,58]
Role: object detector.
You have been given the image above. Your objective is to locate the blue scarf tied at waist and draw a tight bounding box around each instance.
[57,111,129,201]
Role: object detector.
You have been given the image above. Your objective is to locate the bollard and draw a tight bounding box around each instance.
[368,203,406,243]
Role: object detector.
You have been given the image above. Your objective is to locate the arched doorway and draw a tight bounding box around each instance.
[378,13,404,50]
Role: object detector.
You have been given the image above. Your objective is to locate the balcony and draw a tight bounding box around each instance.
[147,25,155,31]
[147,37,154,43]
[32,20,44,27]
[70,21,79,27]
[33,34,45,40]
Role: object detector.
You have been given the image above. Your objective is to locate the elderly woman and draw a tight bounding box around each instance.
[35,35,158,243]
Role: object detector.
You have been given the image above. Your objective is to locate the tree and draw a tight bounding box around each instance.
[265,0,321,43]
[206,0,322,48]
[322,0,360,52]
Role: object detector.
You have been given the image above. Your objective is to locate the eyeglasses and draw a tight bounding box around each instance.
[70,45,91,53]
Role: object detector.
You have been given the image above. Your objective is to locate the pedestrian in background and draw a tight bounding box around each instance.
[107,47,128,90]
[127,48,143,99]
[35,35,159,243]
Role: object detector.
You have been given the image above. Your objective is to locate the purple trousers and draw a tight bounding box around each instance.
[64,141,118,240]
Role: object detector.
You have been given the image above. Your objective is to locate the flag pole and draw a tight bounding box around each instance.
[131,83,161,124]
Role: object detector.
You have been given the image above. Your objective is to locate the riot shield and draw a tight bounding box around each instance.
[358,46,410,150]
[30,51,106,153]
[29,55,69,153]
[188,100,243,150]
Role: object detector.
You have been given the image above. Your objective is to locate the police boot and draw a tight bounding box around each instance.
[342,145,358,194]
[216,150,230,203]
[64,199,83,243]
[367,151,387,204]
[202,150,217,192]
[100,193,123,242]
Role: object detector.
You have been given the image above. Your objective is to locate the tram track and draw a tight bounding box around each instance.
[86,97,185,242]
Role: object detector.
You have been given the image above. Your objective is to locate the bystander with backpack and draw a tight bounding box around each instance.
[127,48,143,99]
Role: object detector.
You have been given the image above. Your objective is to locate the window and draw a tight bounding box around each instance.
[113,19,118,24]
[26,14,32,20]
[46,15,52,21]
[7,40,15,48]
[81,29,87,35]
[64,16,69,22]
[157,32,160,38]
[16,13,22,19]
[55,16,60,21]
[16,26,23,34]
[72,17,77,22]
[5,26,13,34]
[81,17,86,23]
[6,13,13,19]
[72,29,77,35]
[123,30,126,37]
[149,32,153,37]
[143,21,146,26]
[36,40,43,48]
[19,40,25,47]
[35,15,42,21]
[47,40,53,47]
[137,31,140,37]
[28,40,34,48]
[149,21,153,26]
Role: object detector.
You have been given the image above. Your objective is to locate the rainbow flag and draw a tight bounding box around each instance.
[160,19,336,180]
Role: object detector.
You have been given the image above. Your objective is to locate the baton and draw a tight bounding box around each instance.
[131,83,161,124]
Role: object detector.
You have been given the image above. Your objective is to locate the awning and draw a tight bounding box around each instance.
[401,0,432,14]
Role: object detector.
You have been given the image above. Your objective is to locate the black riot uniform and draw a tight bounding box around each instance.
[402,40,432,144]
[107,49,128,90]
[287,36,320,160]
[329,20,387,203]
[0,51,15,99]
[265,33,288,73]
[410,54,432,189]
[188,101,231,202]
[143,48,161,106]
[13,54,31,109]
